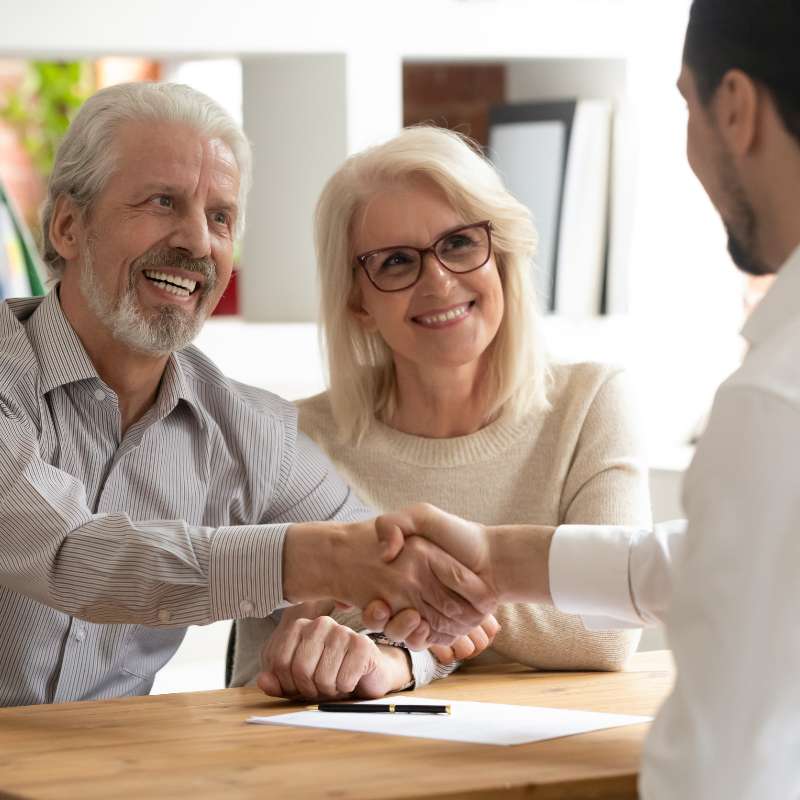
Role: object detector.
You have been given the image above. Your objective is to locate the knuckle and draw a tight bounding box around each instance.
[316,681,337,698]
[290,661,312,685]
[325,626,345,648]
[310,616,333,634]
[274,654,293,675]
[354,634,373,657]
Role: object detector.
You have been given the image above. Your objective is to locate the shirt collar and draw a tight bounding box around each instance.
[25,289,101,394]
[24,288,205,429]
[155,352,207,431]
[741,243,800,348]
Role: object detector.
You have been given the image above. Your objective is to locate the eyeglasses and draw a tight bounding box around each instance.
[355,220,493,292]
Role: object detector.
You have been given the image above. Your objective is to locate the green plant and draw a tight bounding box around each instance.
[0,61,94,178]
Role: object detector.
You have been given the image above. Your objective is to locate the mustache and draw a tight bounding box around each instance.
[131,249,218,289]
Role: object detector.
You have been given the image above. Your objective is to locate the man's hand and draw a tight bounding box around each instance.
[283,518,498,645]
[363,504,555,642]
[376,503,494,580]
[429,614,500,665]
[256,615,411,701]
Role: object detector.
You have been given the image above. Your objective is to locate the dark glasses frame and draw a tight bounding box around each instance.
[355,220,493,292]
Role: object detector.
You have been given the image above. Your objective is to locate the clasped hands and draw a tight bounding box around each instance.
[266,504,514,700]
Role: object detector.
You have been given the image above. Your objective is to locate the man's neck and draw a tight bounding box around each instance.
[758,196,800,271]
[753,124,800,271]
[57,284,168,433]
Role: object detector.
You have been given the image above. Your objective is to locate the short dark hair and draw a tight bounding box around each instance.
[684,0,800,145]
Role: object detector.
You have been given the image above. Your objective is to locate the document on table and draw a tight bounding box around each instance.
[247,696,651,746]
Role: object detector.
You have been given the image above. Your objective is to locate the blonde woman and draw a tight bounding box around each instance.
[231,126,651,699]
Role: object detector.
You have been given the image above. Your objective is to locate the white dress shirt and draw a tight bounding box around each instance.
[548,244,800,799]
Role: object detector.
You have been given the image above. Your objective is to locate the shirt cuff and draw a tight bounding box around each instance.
[549,524,642,629]
[209,523,290,621]
[408,649,459,688]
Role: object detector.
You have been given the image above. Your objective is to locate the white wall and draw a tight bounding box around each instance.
[239,52,402,322]
[0,0,630,60]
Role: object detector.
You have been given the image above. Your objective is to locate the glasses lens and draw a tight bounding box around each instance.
[363,247,421,291]
[435,225,490,272]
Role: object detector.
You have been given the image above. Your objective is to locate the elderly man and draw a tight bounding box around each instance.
[0,81,494,707]
[372,0,800,797]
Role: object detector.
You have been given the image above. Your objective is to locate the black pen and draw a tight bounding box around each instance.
[309,703,451,715]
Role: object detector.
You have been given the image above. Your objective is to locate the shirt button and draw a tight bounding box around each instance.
[74,627,86,642]
[239,600,254,615]
[158,609,171,624]
[93,389,105,401]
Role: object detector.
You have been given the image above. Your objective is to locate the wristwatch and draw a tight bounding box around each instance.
[366,632,416,691]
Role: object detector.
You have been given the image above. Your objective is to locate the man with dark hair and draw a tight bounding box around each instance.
[681,0,800,277]
[369,1,800,795]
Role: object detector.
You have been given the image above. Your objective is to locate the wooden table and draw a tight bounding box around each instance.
[0,650,673,800]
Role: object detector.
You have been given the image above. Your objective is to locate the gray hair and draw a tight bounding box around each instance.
[41,81,252,279]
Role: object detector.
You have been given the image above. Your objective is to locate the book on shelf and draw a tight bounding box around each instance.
[488,98,613,317]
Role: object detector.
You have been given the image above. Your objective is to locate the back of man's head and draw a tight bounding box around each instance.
[41,81,252,280]
[684,0,800,144]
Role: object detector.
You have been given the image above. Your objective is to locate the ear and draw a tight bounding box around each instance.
[347,281,378,333]
[49,194,84,263]
[713,69,759,157]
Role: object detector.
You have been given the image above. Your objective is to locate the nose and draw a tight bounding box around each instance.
[417,250,456,294]
[167,207,211,259]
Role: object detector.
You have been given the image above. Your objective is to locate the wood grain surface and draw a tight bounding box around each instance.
[0,650,673,800]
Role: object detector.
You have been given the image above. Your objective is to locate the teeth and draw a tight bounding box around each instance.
[417,304,470,326]
[153,280,191,297]
[143,270,198,294]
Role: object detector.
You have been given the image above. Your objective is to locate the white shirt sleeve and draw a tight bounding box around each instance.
[640,386,800,799]
[549,520,686,629]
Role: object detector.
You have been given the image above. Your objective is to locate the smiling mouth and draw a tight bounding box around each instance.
[142,270,199,298]
[413,300,475,327]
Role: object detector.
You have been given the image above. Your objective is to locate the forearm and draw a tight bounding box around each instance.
[58,519,288,625]
[282,521,348,603]
[486,524,555,604]
[0,412,291,626]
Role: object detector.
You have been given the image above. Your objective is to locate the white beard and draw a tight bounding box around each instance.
[79,243,211,355]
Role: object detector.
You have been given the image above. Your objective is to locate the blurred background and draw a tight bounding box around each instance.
[0,0,773,690]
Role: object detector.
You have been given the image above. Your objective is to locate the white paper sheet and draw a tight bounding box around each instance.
[247,696,651,746]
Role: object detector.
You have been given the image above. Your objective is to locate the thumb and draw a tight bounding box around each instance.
[362,599,391,630]
[375,513,411,562]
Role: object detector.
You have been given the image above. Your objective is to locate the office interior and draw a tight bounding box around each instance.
[0,0,765,693]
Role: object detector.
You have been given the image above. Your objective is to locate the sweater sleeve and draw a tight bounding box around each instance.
[487,370,652,671]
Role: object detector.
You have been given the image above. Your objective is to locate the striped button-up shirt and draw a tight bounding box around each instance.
[0,290,368,707]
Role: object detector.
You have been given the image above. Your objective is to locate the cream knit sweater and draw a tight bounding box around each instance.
[231,361,652,687]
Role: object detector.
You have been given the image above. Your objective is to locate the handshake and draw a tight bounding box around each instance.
[268,504,555,700]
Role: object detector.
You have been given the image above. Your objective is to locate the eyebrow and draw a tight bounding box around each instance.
[364,221,475,251]
[139,183,181,195]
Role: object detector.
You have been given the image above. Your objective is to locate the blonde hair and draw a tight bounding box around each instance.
[315,125,550,443]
